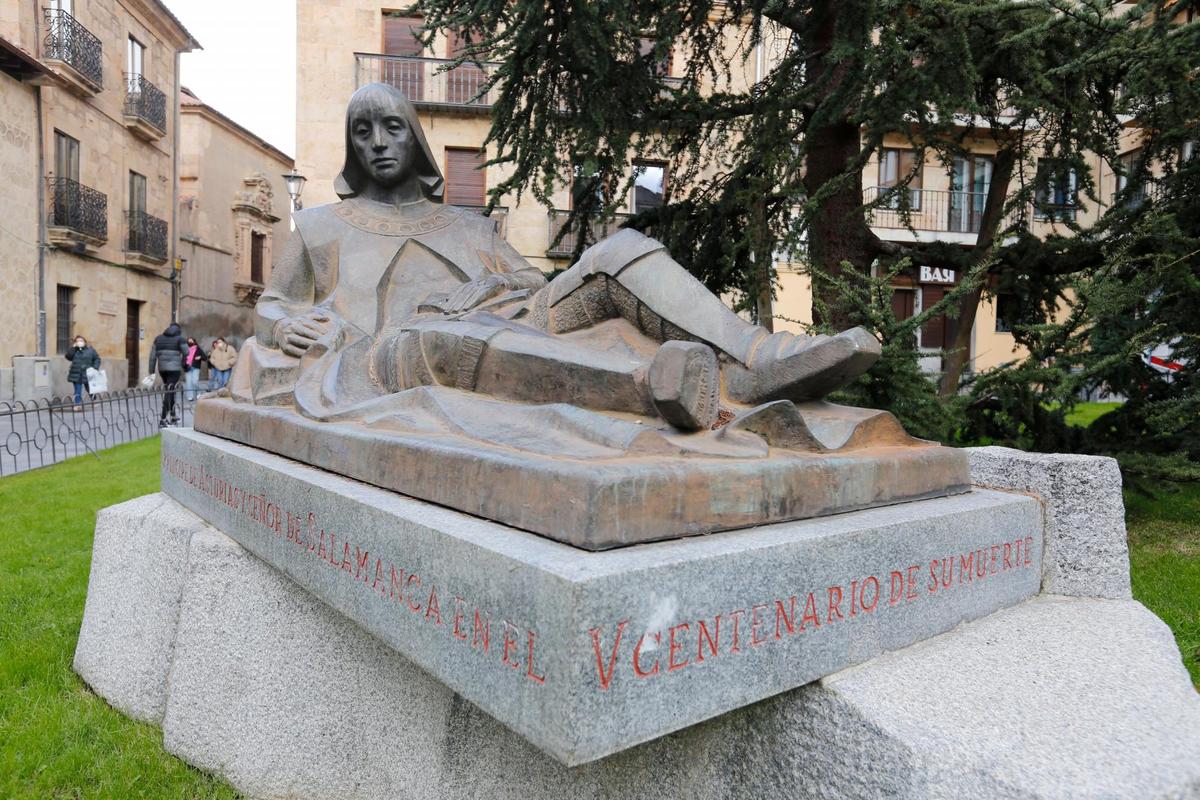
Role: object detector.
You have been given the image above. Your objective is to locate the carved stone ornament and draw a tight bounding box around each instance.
[234,282,264,306]
[232,173,280,222]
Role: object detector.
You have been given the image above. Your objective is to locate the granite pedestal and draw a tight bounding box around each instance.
[71,441,1200,798]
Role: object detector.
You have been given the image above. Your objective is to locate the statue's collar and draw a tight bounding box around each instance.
[333,197,461,236]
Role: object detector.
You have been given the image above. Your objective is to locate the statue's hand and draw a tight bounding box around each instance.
[442,274,509,314]
[276,309,335,357]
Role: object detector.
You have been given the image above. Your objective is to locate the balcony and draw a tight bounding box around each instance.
[546,210,632,259]
[124,73,167,139]
[126,210,168,267]
[355,53,499,111]
[864,186,1027,242]
[46,177,107,248]
[455,205,508,238]
[41,8,102,95]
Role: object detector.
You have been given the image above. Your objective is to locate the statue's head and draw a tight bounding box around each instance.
[334,82,444,201]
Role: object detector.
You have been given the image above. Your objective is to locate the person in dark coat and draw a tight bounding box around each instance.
[64,335,100,408]
[149,322,188,425]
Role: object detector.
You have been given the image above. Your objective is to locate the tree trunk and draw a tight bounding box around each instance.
[803,2,880,331]
[937,148,1017,396]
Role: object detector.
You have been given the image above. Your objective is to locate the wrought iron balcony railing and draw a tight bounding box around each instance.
[124,73,167,134]
[355,53,500,108]
[864,186,1028,235]
[42,8,103,88]
[126,210,168,261]
[546,210,632,258]
[47,177,107,242]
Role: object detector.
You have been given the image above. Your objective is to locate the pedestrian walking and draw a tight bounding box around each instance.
[64,335,100,409]
[149,322,188,426]
[208,337,238,390]
[182,337,207,402]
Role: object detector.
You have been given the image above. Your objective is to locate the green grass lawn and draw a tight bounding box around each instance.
[1064,401,1124,428]
[1126,483,1200,686]
[0,435,1195,797]
[0,437,239,800]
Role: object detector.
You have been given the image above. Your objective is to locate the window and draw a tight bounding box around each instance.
[250,232,265,284]
[54,130,79,182]
[444,148,486,207]
[571,160,605,211]
[638,37,672,78]
[1117,150,1145,209]
[128,171,146,214]
[56,285,76,355]
[995,293,1018,333]
[631,161,667,213]
[382,13,423,56]
[950,156,992,233]
[49,0,73,15]
[381,13,424,100]
[1182,141,1196,164]
[1034,160,1078,221]
[878,149,923,210]
[918,285,956,351]
[127,36,145,92]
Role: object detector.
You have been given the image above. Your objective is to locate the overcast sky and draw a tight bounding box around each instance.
[169,0,297,156]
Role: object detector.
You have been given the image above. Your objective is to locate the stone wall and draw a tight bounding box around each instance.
[177,99,293,350]
[0,73,41,365]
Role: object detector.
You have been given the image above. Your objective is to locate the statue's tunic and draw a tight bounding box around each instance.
[246,197,545,421]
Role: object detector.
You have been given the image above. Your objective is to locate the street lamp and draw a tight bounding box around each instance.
[282,168,307,212]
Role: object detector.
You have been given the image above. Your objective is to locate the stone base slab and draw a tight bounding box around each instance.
[73,495,1200,799]
[193,397,970,550]
[159,429,1039,764]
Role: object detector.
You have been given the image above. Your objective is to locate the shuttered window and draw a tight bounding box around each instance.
[890,288,915,322]
[919,286,958,350]
[383,14,423,56]
[444,148,486,207]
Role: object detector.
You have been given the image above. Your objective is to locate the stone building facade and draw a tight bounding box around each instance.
[0,0,196,399]
[177,87,293,350]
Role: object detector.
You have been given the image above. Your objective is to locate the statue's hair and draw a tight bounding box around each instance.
[334,82,444,201]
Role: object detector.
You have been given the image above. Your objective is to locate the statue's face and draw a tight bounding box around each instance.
[349,102,416,188]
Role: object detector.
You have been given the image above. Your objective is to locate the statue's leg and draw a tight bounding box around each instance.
[525,229,880,404]
[372,316,720,430]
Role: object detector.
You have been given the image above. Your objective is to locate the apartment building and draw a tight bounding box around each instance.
[0,0,197,399]
[295,4,1157,379]
[177,87,294,349]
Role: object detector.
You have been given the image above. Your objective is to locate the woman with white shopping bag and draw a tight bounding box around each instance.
[64,335,100,409]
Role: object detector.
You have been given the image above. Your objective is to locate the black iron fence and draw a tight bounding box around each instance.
[43,7,103,88]
[127,209,168,261]
[47,176,108,242]
[0,387,190,477]
[124,72,167,132]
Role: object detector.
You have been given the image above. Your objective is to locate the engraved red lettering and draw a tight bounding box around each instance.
[526,631,546,684]
[729,609,746,653]
[501,621,521,669]
[906,565,920,600]
[589,619,627,690]
[774,597,797,639]
[889,570,905,605]
[354,547,370,581]
[668,623,690,671]
[1024,536,1033,565]
[406,574,421,612]
[1003,542,1013,571]
[860,576,880,612]
[633,632,661,678]
[696,616,720,662]
[473,609,491,653]
[425,585,442,624]
[748,603,768,646]
[452,596,468,640]
[827,585,844,623]
[800,592,821,630]
[959,552,974,583]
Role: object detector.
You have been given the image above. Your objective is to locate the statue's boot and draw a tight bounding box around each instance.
[724,327,881,405]
[648,341,720,431]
